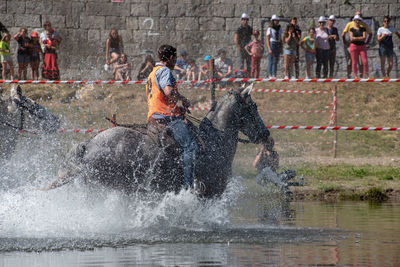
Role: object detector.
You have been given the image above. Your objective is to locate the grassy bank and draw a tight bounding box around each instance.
[2,82,400,200]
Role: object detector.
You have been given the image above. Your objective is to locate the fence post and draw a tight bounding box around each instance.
[110,114,116,127]
[209,58,216,107]
[333,86,338,158]
[16,85,24,131]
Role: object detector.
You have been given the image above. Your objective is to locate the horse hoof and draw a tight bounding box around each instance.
[193,179,206,196]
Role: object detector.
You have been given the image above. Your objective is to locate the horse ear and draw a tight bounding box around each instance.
[240,83,254,97]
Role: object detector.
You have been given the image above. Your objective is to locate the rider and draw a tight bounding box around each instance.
[146,44,198,189]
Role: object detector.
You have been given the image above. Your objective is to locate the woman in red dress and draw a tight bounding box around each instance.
[42,30,59,80]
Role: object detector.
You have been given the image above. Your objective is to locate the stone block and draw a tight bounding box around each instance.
[362,4,389,17]
[52,1,71,16]
[80,15,105,29]
[1,14,14,28]
[0,0,6,12]
[14,14,41,28]
[7,1,25,14]
[105,16,126,30]
[131,3,149,17]
[160,17,175,31]
[126,17,139,30]
[139,17,160,31]
[226,18,239,31]
[234,4,261,18]
[176,17,199,31]
[260,5,281,18]
[339,4,362,17]
[86,2,130,16]
[25,1,52,15]
[212,4,235,17]
[66,1,85,29]
[41,15,66,28]
[167,4,186,17]
[149,2,168,17]
[88,29,101,41]
[199,17,225,31]
[389,4,400,17]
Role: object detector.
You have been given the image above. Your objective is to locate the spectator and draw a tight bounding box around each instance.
[174,50,188,79]
[377,16,400,78]
[0,21,8,78]
[234,69,249,78]
[186,59,199,81]
[42,30,59,80]
[283,24,299,79]
[300,28,317,79]
[29,32,42,80]
[234,13,253,74]
[289,17,302,78]
[198,55,210,80]
[245,29,264,78]
[113,53,131,81]
[40,21,61,53]
[266,15,282,78]
[315,16,330,78]
[348,14,368,79]
[327,15,339,78]
[14,28,31,80]
[137,54,155,80]
[342,12,372,78]
[0,33,14,79]
[105,29,123,71]
[215,48,233,78]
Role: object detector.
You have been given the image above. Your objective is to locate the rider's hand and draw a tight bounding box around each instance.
[182,98,190,109]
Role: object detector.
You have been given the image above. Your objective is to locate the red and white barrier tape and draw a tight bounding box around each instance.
[189,106,210,111]
[180,85,330,94]
[276,141,332,145]
[266,125,400,131]
[1,78,400,85]
[266,109,329,114]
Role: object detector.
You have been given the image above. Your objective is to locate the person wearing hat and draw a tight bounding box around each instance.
[215,48,233,78]
[234,13,253,74]
[199,55,211,80]
[377,16,400,78]
[341,12,372,78]
[245,29,264,78]
[315,16,330,78]
[29,32,42,80]
[348,14,369,79]
[174,50,189,80]
[327,15,339,78]
[266,15,282,78]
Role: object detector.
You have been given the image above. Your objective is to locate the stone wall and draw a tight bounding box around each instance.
[1,0,400,79]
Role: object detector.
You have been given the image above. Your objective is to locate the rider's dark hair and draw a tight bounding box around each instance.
[158,44,177,62]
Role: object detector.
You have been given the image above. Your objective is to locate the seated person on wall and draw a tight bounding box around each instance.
[113,53,131,81]
[198,55,211,81]
[174,50,189,80]
[215,48,233,79]
[186,59,199,81]
[137,54,155,80]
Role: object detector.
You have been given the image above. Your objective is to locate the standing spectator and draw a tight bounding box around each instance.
[174,50,188,79]
[0,21,8,78]
[245,30,264,78]
[300,28,317,79]
[348,15,368,79]
[342,12,372,78]
[289,17,302,78]
[42,30,59,80]
[266,15,282,78]
[14,28,31,80]
[29,32,42,80]
[215,48,233,78]
[105,29,123,71]
[234,13,253,74]
[327,15,339,78]
[282,24,299,79]
[113,53,131,81]
[377,16,400,78]
[137,54,155,80]
[186,59,199,81]
[198,55,210,80]
[40,21,61,53]
[315,16,330,78]
[0,33,14,79]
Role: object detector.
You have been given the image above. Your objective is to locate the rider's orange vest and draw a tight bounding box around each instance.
[146,65,183,120]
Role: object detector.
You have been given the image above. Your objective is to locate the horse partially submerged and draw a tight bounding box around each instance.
[47,84,271,198]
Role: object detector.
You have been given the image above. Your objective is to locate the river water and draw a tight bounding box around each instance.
[0,139,399,266]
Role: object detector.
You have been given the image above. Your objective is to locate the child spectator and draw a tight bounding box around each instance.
[301,28,317,79]
[215,48,233,78]
[14,28,31,80]
[377,16,400,78]
[0,33,14,79]
[290,17,302,78]
[283,24,299,79]
[105,29,123,71]
[175,50,188,79]
[137,54,155,80]
[315,16,330,78]
[186,59,199,81]
[245,30,264,78]
[42,30,59,80]
[40,21,61,52]
[29,32,42,80]
[113,53,131,81]
[266,15,282,78]
[348,15,368,79]
[198,55,210,80]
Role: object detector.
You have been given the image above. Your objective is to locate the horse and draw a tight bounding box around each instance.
[46,84,271,198]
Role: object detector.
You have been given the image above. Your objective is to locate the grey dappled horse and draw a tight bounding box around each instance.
[0,85,60,161]
[50,84,270,198]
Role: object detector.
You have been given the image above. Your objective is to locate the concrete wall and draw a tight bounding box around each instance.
[2,0,400,79]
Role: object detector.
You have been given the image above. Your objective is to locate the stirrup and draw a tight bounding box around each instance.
[193,178,206,196]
